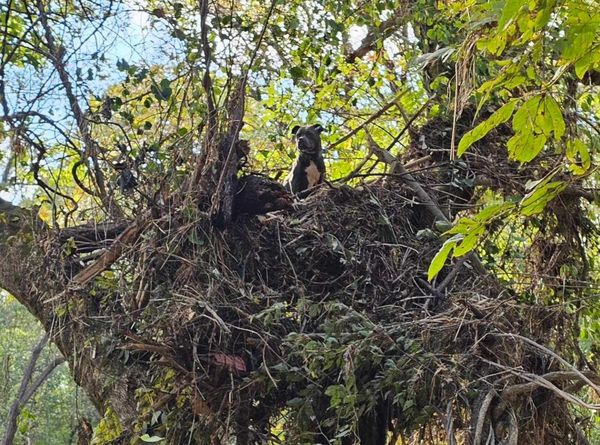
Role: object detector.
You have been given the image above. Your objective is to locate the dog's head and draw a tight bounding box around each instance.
[291,124,325,155]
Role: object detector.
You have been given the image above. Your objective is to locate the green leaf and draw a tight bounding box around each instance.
[512,96,541,131]
[151,78,172,101]
[534,0,555,30]
[474,202,515,222]
[507,130,546,163]
[458,101,517,157]
[574,50,600,79]
[453,229,482,257]
[452,202,516,256]
[498,0,523,31]
[566,139,591,175]
[561,26,596,63]
[521,179,567,216]
[428,236,460,281]
[289,66,305,81]
[140,434,164,443]
[477,35,507,56]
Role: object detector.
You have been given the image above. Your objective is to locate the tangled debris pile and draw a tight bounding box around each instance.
[52,178,598,444]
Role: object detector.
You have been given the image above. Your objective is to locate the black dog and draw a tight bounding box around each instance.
[283,124,325,195]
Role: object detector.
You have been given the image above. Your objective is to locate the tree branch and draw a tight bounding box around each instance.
[1,153,13,184]
[345,9,407,63]
[34,0,119,218]
[21,356,66,405]
[71,219,147,286]
[2,334,60,445]
[0,202,139,426]
[365,130,487,276]
[328,91,407,151]
[501,371,600,400]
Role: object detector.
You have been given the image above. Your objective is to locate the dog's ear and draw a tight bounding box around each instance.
[291,125,300,136]
[311,124,325,134]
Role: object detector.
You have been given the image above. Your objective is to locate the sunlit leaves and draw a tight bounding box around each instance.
[574,50,600,79]
[0,2,44,69]
[520,177,566,216]
[506,131,546,163]
[427,235,461,281]
[428,202,515,280]
[429,171,573,279]
[458,100,517,156]
[559,6,599,70]
[140,434,164,443]
[566,139,591,176]
[506,95,565,163]
[497,0,523,31]
[462,94,566,164]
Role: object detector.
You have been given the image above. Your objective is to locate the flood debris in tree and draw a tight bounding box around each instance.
[38,171,598,444]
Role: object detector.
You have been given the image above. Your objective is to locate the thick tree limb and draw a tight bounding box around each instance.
[501,371,600,400]
[495,333,600,396]
[1,153,13,184]
[366,131,449,222]
[207,0,277,227]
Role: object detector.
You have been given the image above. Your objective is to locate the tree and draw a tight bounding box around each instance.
[0,293,97,444]
[1,0,599,443]
[2,333,66,445]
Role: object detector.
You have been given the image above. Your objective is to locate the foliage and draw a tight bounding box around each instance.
[0,293,97,444]
[432,0,600,275]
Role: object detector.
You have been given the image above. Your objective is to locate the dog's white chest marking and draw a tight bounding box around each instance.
[305,161,321,187]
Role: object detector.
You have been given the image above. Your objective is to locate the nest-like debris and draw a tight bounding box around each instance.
[55,179,597,444]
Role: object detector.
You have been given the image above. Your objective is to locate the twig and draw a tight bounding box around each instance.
[334,152,373,183]
[21,356,66,403]
[436,255,468,293]
[495,333,600,397]
[345,10,406,63]
[328,91,407,151]
[381,97,435,154]
[404,155,432,170]
[35,0,118,217]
